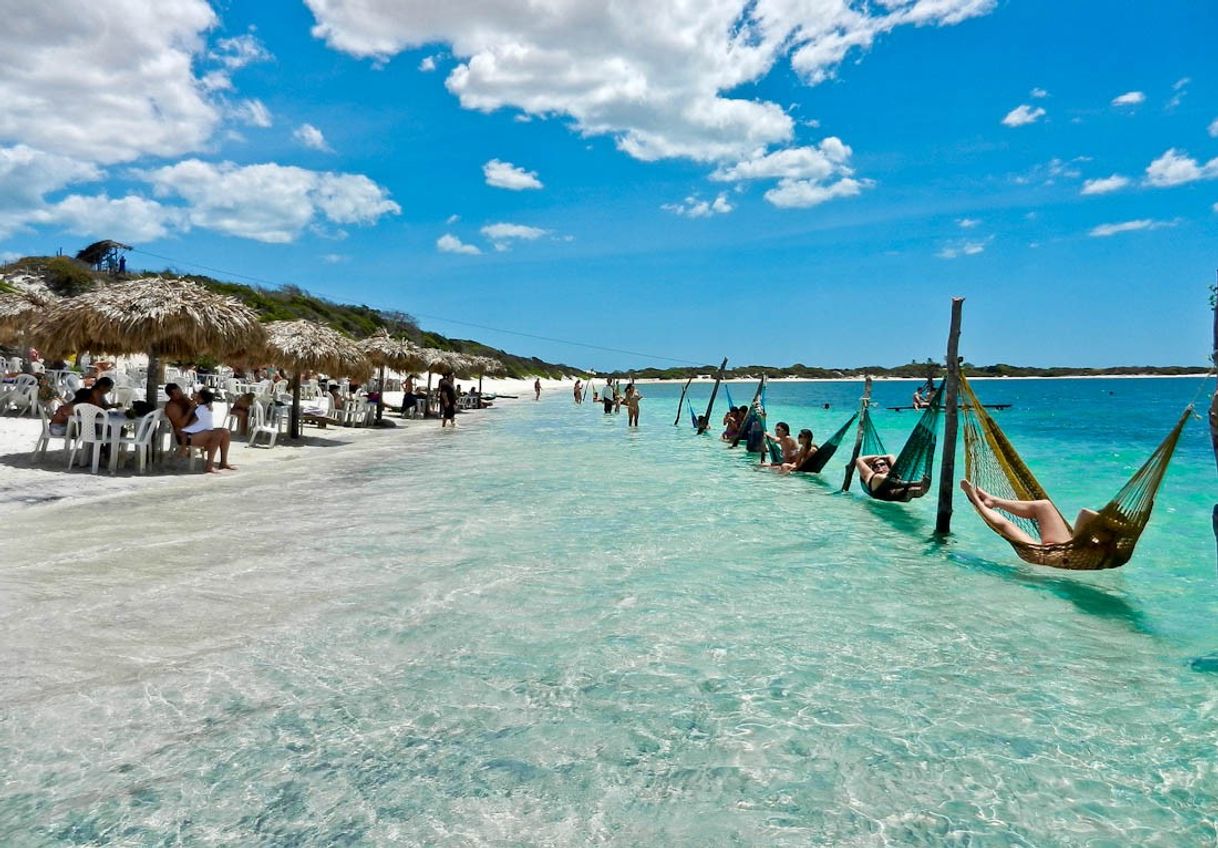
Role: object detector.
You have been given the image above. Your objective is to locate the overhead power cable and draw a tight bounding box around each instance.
[130,247,703,366]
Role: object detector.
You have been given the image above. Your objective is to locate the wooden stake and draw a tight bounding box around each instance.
[1210,272,1218,564]
[290,372,301,439]
[841,375,873,491]
[674,375,693,426]
[144,351,160,407]
[935,297,965,536]
[697,358,728,434]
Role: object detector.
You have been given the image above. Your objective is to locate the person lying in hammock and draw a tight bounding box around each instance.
[763,422,799,466]
[856,454,929,498]
[774,428,817,474]
[959,480,1099,547]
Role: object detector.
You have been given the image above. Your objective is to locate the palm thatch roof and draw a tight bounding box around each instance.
[357,328,428,372]
[263,320,371,380]
[0,289,56,344]
[471,355,508,376]
[27,277,263,359]
[419,348,481,378]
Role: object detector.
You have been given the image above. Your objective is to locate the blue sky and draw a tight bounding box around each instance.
[0,0,1215,370]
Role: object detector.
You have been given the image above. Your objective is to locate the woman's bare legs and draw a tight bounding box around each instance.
[969,482,1072,543]
[960,480,1040,545]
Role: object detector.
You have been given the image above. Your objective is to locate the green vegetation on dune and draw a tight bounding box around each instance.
[3,254,1207,379]
[0,256,583,379]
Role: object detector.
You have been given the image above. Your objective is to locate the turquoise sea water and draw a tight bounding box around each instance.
[2,377,1218,846]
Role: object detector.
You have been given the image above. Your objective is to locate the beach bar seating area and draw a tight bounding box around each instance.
[0,277,505,476]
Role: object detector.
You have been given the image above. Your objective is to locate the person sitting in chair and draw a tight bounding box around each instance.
[165,384,235,473]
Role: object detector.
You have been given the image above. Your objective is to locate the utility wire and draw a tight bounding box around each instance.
[130,247,704,366]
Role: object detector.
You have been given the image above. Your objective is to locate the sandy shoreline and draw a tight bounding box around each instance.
[0,380,572,520]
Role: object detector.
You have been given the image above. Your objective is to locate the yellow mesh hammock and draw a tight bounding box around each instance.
[959,374,1189,570]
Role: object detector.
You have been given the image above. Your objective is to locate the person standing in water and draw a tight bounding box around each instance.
[534,378,541,400]
[602,381,614,414]
[573,379,583,404]
[439,371,458,427]
[623,384,642,427]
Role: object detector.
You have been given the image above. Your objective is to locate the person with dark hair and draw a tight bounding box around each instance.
[49,388,93,436]
[439,371,458,428]
[534,378,541,401]
[164,384,235,472]
[88,376,115,409]
[765,422,798,465]
[623,383,642,427]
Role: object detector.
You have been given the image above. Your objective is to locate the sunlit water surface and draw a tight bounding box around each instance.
[2,378,1217,846]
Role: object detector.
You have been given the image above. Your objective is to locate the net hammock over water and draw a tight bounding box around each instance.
[794,413,858,474]
[959,374,1190,570]
[858,385,944,502]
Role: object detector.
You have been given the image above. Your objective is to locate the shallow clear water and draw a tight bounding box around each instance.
[2,378,1218,846]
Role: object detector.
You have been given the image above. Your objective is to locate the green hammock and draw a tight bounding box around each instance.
[766,436,785,465]
[960,374,1189,570]
[795,413,858,473]
[858,385,944,502]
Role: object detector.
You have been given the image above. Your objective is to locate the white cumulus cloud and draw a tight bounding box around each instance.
[1030,87,1048,99]
[141,159,400,243]
[0,0,221,164]
[1080,174,1130,195]
[437,233,481,254]
[1144,148,1218,188]
[1089,219,1175,237]
[957,217,980,228]
[1001,104,1045,127]
[419,55,438,72]
[662,193,734,218]
[294,123,333,152]
[481,221,549,250]
[765,176,866,209]
[937,238,990,259]
[303,0,995,167]
[483,159,543,190]
[1208,117,1218,138]
[1111,91,1145,107]
[43,194,183,243]
[231,99,273,128]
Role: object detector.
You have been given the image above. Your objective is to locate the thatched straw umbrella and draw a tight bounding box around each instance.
[0,289,56,347]
[262,320,371,438]
[28,277,263,404]
[471,355,507,394]
[358,328,427,423]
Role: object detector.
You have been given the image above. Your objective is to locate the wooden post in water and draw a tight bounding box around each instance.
[1210,274,1218,564]
[841,375,873,491]
[674,375,693,426]
[935,297,965,536]
[731,374,767,448]
[697,358,728,434]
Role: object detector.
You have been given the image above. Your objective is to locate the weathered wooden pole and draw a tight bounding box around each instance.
[935,297,965,536]
[1210,274,1218,564]
[674,375,694,426]
[841,375,873,491]
[289,372,302,439]
[697,358,728,434]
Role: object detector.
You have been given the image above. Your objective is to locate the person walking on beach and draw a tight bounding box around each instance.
[439,371,458,428]
[623,384,642,427]
[534,378,542,400]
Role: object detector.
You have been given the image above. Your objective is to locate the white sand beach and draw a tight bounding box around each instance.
[0,377,577,518]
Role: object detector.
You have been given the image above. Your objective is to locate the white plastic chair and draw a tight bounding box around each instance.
[32,403,74,463]
[6,374,39,417]
[248,402,285,448]
[114,410,164,475]
[68,403,109,473]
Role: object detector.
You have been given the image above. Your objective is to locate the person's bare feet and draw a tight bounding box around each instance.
[218,464,238,471]
[204,464,218,474]
[960,479,981,506]
[972,484,997,508]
